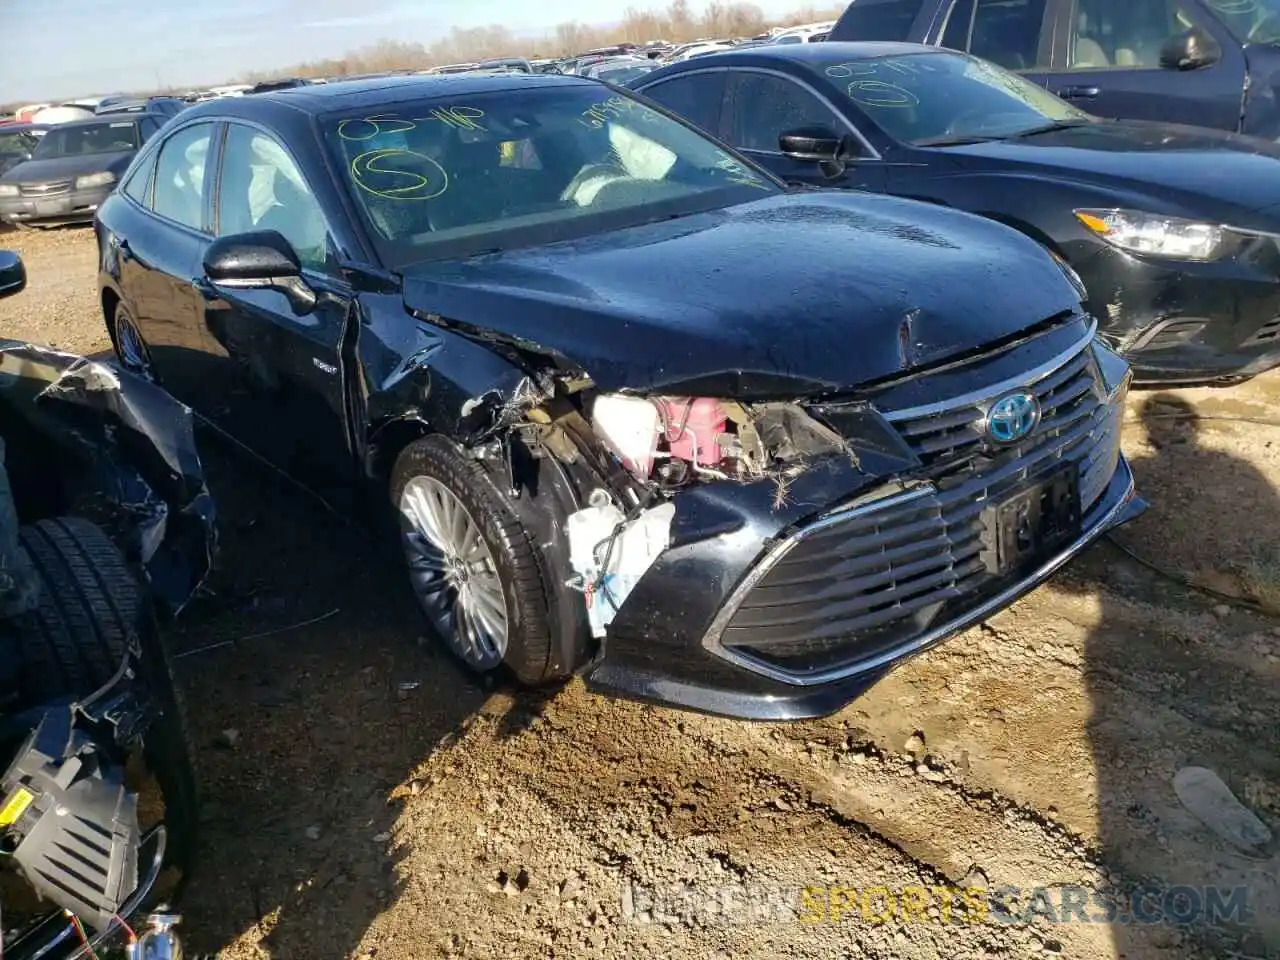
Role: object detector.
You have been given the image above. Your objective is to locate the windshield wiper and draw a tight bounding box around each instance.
[913,134,1001,147]
[1007,119,1093,138]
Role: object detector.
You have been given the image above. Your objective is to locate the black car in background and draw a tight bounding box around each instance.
[634,42,1280,385]
[0,124,46,177]
[0,114,166,227]
[96,95,187,120]
[94,74,1140,720]
[827,0,1280,138]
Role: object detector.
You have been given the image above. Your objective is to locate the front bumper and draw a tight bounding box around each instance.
[582,320,1143,721]
[0,184,113,225]
[1069,240,1280,385]
[584,459,1141,720]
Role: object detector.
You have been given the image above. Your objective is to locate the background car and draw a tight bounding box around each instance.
[0,113,166,227]
[827,0,1280,137]
[634,41,1280,385]
[582,56,659,84]
[96,95,187,120]
[93,74,1137,720]
[0,123,46,176]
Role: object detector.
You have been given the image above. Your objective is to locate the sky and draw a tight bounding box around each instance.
[2,0,811,101]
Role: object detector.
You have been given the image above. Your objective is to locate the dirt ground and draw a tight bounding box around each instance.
[2,224,1278,960]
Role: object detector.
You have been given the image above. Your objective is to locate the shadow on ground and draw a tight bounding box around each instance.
[1066,393,1280,954]
[166,433,551,956]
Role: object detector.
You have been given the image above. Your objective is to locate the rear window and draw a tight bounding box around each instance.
[831,0,927,40]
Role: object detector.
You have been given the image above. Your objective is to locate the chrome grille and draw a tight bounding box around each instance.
[716,341,1122,676]
[19,179,72,196]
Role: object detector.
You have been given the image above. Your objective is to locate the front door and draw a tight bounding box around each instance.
[720,70,889,192]
[1039,0,1245,131]
[199,122,356,491]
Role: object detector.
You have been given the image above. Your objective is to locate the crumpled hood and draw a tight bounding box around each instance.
[401,191,1080,397]
[942,119,1280,225]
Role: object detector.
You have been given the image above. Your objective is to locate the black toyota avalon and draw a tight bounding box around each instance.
[94,74,1142,720]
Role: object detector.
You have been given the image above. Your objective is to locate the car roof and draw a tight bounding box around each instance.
[180,73,595,121]
[672,40,938,64]
[40,114,147,130]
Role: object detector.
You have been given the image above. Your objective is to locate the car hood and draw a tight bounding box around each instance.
[0,150,135,183]
[400,191,1080,397]
[939,119,1280,224]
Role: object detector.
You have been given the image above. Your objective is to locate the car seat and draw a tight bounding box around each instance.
[1074,10,1111,66]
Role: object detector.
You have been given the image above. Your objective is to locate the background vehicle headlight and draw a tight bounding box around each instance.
[1075,208,1226,261]
[75,171,116,189]
[1091,338,1133,404]
[0,184,18,198]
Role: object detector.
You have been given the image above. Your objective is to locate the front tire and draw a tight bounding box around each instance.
[390,437,558,684]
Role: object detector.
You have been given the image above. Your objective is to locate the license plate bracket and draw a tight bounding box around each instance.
[981,464,1081,576]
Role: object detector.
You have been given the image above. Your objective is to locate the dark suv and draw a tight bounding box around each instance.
[829,0,1280,137]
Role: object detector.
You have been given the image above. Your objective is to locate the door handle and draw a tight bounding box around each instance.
[1056,85,1100,99]
[191,276,217,300]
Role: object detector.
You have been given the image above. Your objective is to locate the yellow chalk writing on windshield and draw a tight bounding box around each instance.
[337,114,417,141]
[350,149,449,200]
[848,80,918,108]
[420,106,486,130]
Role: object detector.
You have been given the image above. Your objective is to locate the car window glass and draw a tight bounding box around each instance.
[942,0,977,50]
[32,121,140,159]
[638,72,726,132]
[967,0,1049,70]
[1067,0,1197,70]
[152,123,212,230]
[123,154,155,205]
[832,0,926,40]
[217,124,330,270]
[324,86,775,267]
[727,73,841,151]
[818,50,1087,143]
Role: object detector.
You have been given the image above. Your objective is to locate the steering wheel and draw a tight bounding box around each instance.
[559,162,629,205]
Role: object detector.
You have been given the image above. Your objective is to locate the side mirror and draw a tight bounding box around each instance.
[0,251,25,299]
[779,127,843,162]
[202,230,317,312]
[1159,27,1221,71]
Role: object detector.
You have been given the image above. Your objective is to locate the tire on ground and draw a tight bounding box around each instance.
[17,516,141,700]
[15,516,200,882]
[390,436,562,685]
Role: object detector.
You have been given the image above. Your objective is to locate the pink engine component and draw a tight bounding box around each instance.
[656,398,726,466]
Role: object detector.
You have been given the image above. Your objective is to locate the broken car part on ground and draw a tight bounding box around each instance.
[95,73,1142,720]
[0,252,207,959]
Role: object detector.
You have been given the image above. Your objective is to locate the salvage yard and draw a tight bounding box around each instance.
[3,224,1279,959]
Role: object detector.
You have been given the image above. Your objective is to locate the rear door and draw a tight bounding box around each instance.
[829,0,932,40]
[931,0,1058,85]
[115,120,218,406]
[720,69,888,192]
[200,120,355,484]
[634,68,728,136]
[1036,0,1244,130]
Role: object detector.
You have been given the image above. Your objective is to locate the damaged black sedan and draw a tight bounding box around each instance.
[95,74,1142,720]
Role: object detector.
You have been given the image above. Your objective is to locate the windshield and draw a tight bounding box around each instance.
[817,50,1091,144]
[0,130,38,159]
[325,86,777,266]
[32,120,140,159]
[1203,0,1280,41]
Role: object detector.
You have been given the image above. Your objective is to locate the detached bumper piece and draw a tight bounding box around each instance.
[1,704,140,930]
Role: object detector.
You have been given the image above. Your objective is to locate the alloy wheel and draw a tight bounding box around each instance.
[399,475,509,669]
